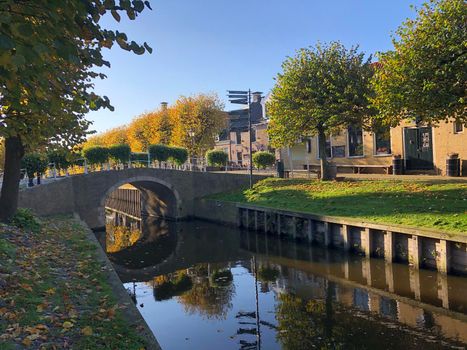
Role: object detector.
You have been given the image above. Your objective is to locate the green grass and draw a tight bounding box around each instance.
[211,178,467,234]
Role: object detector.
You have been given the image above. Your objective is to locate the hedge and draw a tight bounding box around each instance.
[47,149,71,171]
[252,151,275,169]
[22,153,48,178]
[206,150,228,166]
[109,144,131,163]
[83,146,109,165]
[148,144,171,162]
[168,147,188,166]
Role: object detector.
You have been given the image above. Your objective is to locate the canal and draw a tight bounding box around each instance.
[95,211,467,350]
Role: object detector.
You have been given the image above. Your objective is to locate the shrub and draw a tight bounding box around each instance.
[83,146,109,165]
[210,269,233,287]
[21,153,48,178]
[11,208,41,233]
[168,146,188,166]
[148,144,170,162]
[206,150,228,166]
[47,149,71,171]
[109,144,131,163]
[253,151,275,169]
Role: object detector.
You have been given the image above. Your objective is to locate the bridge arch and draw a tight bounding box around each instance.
[99,175,182,228]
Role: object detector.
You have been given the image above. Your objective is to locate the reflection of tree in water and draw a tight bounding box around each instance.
[153,271,193,301]
[106,223,142,253]
[177,263,235,320]
[276,288,341,350]
[257,264,279,293]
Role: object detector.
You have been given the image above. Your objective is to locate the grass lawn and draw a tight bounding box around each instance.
[211,178,467,234]
[0,216,148,349]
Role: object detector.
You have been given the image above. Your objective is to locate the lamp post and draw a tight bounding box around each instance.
[227,90,262,189]
[188,129,195,170]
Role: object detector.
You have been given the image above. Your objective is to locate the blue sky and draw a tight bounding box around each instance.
[88,0,425,133]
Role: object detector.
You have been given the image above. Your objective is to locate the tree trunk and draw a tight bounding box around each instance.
[318,128,333,180]
[0,136,25,222]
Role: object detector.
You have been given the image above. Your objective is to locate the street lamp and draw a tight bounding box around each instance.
[188,129,195,170]
[227,90,262,189]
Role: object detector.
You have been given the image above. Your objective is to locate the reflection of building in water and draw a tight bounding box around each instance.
[242,231,467,345]
[105,185,142,220]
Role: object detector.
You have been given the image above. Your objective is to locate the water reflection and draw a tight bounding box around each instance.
[96,211,467,350]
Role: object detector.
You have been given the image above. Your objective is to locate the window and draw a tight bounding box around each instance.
[251,129,256,142]
[374,126,392,155]
[317,136,332,159]
[306,138,312,153]
[236,152,242,165]
[454,121,464,133]
[332,145,345,158]
[236,131,242,144]
[348,125,364,157]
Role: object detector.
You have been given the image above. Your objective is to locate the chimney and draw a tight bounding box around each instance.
[160,102,168,110]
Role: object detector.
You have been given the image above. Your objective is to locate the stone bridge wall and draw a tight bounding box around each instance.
[18,169,267,229]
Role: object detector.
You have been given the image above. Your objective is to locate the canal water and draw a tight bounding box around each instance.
[95,212,467,350]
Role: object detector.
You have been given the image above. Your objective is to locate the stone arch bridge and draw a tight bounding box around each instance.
[18,168,265,229]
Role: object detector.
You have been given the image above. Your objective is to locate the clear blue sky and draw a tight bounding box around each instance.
[88,0,425,133]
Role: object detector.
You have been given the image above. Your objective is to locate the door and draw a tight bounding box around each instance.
[404,127,434,170]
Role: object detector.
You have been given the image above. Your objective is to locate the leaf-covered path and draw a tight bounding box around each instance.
[0,217,149,349]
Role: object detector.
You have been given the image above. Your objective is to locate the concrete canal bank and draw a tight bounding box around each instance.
[193,198,467,276]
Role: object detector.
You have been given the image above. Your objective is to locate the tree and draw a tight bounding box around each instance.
[148,144,171,163]
[21,153,48,187]
[0,139,5,172]
[267,42,375,180]
[47,149,72,173]
[108,144,131,165]
[372,0,466,125]
[0,0,152,222]
[253,151,275,169]
[171,94,227,157]
[127,112,160,152]
[168,147,188,166]
[83,146,109,168]
[206,150,228,167]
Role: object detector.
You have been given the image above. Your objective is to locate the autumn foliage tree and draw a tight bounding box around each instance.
[0,0,152,221]
[171,94,227,157]
[267,42,375,180]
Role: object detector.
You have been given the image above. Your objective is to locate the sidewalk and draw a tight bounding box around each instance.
[220,169,467,183]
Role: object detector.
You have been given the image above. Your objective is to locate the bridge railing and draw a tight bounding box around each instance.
[0,155,274,190]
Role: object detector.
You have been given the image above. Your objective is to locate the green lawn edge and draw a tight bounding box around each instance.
[209,178,467,235]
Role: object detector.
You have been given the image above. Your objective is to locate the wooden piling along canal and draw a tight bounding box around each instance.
[237,204,467,275]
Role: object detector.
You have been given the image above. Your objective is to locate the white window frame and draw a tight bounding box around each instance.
[373,128,392,157]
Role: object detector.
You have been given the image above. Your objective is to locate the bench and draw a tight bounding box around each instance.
[336,164,392,174]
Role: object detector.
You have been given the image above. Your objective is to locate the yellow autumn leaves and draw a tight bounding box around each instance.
[85,93,227,156]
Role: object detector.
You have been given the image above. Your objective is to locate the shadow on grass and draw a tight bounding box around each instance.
[237,183,467,233]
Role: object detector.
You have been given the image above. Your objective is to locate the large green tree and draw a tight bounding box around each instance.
[372,0,466,125]
[0,0,152,221]
[267,42,375,180]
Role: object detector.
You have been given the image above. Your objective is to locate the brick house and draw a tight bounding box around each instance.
[278,119,467,176]
[214,93,270,167]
